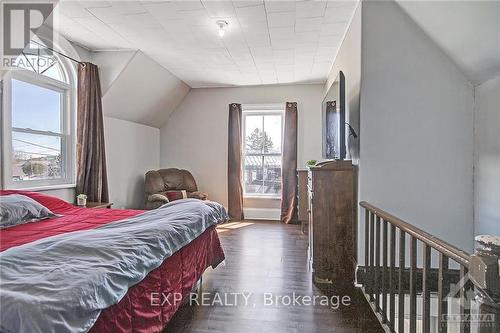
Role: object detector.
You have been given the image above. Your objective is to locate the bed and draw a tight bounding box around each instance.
[0,190,227,333]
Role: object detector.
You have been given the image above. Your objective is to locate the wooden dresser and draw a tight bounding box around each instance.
[307,160,355,286]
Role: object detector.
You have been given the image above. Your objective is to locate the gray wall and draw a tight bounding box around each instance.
[359,0,475,259]
[474,76,500,236]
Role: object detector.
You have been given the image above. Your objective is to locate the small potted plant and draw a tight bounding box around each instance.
[77,194,87,207]
[306,160,317,167]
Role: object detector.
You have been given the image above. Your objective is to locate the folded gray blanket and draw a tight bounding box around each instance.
[0,199,228,333]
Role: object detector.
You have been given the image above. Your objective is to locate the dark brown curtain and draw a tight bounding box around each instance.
[227,103,244,221]
[76,62,109,203]
[281,102,298,224]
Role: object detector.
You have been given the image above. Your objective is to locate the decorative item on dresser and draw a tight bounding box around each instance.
[307,160,355,287]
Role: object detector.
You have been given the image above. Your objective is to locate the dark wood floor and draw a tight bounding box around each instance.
[166,220,384,333]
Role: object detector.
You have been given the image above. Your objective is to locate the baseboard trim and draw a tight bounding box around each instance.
[243,208,280,221]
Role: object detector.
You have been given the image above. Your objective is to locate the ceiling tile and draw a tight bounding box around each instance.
[78,1,113,9]
[72,17,131,47]
[320,22,347,35]
[324,5,355,22]
[233,1,264,8]
[173,1,205,11]
[250,46,274,56]
[295,1,327,18]
[177,9,212,25]
[265,1,295,13]
[142,2,179,20]
[244,33,271,47]
[295,17,323,32]
[277,72,294,83]
[314,54,333,62]
[86,2,145,17]
[326,1,357,9]
[124,13,163,29]
[240,21,268,34]
[319,33,342,44]
[238,65,259,73]
[236,4,267,23]
[316,46,337,56]
[295,31,320,43]
[311,61,332,74]
[269,26,294,39]
[267,11,295,28]
[56,2,93,18]
[202,1,236,18]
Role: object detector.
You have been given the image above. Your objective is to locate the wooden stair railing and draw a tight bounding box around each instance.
[358,201,499,333]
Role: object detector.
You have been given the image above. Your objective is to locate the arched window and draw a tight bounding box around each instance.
[2,38,76,189]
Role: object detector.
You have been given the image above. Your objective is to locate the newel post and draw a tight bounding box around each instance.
[469,235,500,333]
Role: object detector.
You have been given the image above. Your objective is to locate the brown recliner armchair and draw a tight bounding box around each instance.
[145,168,208,210]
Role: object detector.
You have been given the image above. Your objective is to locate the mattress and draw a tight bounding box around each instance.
[0,190,225,332]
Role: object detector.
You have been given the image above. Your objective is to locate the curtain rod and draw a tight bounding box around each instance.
[30,40,86,66]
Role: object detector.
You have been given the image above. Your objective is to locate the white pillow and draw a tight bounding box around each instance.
[0,194,56,229]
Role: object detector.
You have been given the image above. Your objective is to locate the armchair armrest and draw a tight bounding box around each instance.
[148,194,170,203]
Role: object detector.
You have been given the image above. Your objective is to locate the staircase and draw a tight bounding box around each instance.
[357,202,500,333]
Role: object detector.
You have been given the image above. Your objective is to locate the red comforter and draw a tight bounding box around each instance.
[0,190,225,332]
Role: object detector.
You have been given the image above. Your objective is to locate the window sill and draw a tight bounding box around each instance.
[243,195,281,200]
[5,183,76,191]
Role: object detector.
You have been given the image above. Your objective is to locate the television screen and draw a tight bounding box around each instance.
[325,101,340,159]
[322,71,345,160]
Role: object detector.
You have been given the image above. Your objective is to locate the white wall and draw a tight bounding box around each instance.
[160,84,324,208]
[359,0,475,259]
[474,76,500,236]
[104,117,160,209]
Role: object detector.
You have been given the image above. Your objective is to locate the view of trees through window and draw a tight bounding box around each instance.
[243,113,282,196]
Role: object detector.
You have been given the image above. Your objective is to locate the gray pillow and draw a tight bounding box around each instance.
[0,194,56,229]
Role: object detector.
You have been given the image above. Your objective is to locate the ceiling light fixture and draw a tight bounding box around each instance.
[216,20,228,37]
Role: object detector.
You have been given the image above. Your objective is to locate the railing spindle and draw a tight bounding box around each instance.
[398,230,406,333]
[410,236,417,333]
[422,244,431,332]
[382,219,388,323]
[438,253,449,333]
[375,216,381,309]
[370,212,375,297]
[460,266,470,333]
[365,209,370,298]
[389,224,396,330]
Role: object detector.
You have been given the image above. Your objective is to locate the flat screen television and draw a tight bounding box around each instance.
[322,71,345,160]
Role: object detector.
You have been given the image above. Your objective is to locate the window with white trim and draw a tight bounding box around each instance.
[1,40,75,189]
[242,105,284,197]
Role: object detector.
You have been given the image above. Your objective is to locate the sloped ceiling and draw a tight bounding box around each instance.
[101,51,190,127]
[91,50,137,94]
[396,0,500,85]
